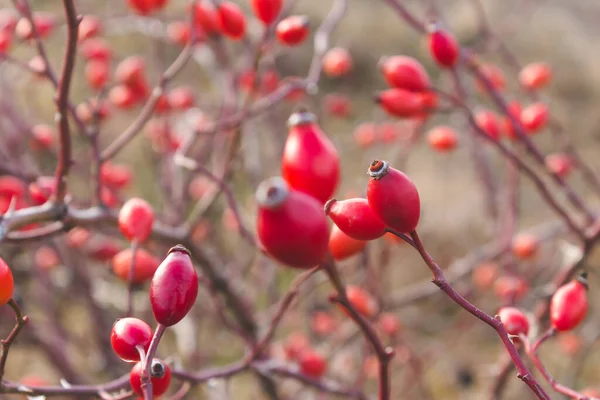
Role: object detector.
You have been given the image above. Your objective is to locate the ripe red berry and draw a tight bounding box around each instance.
[494,275,529,303]
[251,0,282,25]
[217,1,246,40]
[167,21,191,46]
[275,15,309,46]
[379,55,430,92]
[345,285,377,318]
[354,122,377,148]
[498,307,529,336]
[31,124,55,150]
[115,56,146,86]
[427,24,459,68]
[471,261,498,290]
[282,110,340,204]
[427,126,459,152]
[283,333,309,361]
[310,311,336,336]
[0,176,25,199]
[66,227,90,248]
[80,38,112,62]
[150,245,199,327]
[109,85,137,109]
[118,198,154,243]
[474,109,501,140]
[0,257,14,305]
[545,153,572,178]
[520,102,549,134]
[127,0,167,15]
[35,246,60,271]
[324,198,386,240]
[374,88,424,118]
[78,15,102,41]
[378,313,401,336]
[101,162,133,190]
[112,248,160,283]
[168,86,195,110]
[519,62,552,90]
[299,349,327,378]
[85,60,109,90]
[328,225,366,261]
[366,160,420,233]
[322,47,352,77]
[110,318,153,362]
[0,30,12,53]
[256,177,329,268]
[476,63,506,92]
[550,276,588,332]
[192,1,220,35]
[129,359,171,397]
[15,13,55,40]
[28,177,55,205]
[512,233,538,260]
[88,239,122,262]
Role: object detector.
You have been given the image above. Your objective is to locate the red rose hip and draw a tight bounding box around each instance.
[366,160,420,233]
[129,359,171,396]
[251,0,282,25]
[150,245,199,326]
[256,177,329,268]
[118,198,154,243]
[324,198,385,240]
[498,307,529,336]
[276,15,309,46]
[111,318,153,362]
[428,24,459,68]
[550,276,588,332]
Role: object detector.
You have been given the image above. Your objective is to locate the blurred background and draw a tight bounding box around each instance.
[1,0,600,399]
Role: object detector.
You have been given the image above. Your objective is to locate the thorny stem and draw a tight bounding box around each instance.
[407,230,551,399]
[322,257,394,400]
[0,299,29,381]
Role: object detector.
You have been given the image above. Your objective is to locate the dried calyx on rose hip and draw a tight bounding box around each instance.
[256,177,329,268]
[150,245,199,327]
[550,273,588,332]
[110,317,153,363]
[366,160,421,233]
[129,358,171,397]
[282,109,340,204]
[324,198,385,240]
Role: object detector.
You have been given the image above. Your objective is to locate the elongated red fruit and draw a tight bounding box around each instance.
[550,275,588,332]
[366,160,420,233]
[374,88,423,118]
[428,24,459,68]
[118,198,154,243]
[256,177,329,268]
[282,110,340,204]
[217,1,246,40]
[251,0,282,25]
[276,15,309,46]
[498,307,529,336]
[378,55,430,92]
[324,198,385,240]
[328,225,366,261]
[150,245,199,326]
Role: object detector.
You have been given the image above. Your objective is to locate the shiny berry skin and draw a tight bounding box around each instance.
[129,359,171,397]
[192,1,220,35]
[112,248,160,283]
[150,245,199,327]
[498,307,529,336]
[324,198,385,240]
[512,233,538,260]
[474,110,501,140]
[545,153,572,178]
[282,110,340,204]
[366,160,420,233]
[519,62,552,90]
[110,318,153,362]
[427,126,459,152]
[217,1,246,40]
[78,15,102,41]
[251,0,282,25]
[118,198,154,243]
[550,277,588,332]
[345,285,377,317]
[168,86,195,110]
[0,257,14,305]
[256,177,329,268]
[323,47,352,77]
[375,88,424,118]
[328,225,366,261]
[520,102,548,134]
[428,24,459,68]
[379,55,430,92]
[276,15,309,46]
[299,350,327,378]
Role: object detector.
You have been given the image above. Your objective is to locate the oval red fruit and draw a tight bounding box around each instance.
[275,15,309,46]
[328,225,366,261]
[129,359,171,396]
[0,257,14,305]
[324,198,385,240]
[379,55,430,92]
[322,47,352,77]
[118,198,154,243]
[256,177,329,268]
[550,277,588,332]
[519,62,552,90]
[428,24,459,68]
[150,245,199,326]
[427,126,459,152]
[217,1,246,40]
[111,317,153,362]
[498,307,529,336]
[112,248,160,283]
[251,0,282,25]
[366,160,420,233]
[299,349,327,378]
[375,88,424,118]
[520,102,548,134]
[282,110,340,204]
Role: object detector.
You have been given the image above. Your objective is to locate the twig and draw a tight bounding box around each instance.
[0,299,29,381]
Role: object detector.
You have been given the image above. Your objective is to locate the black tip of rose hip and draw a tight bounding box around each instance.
[168,244,191,257]
[256,177,289,209]
[288,109,315,128]
[373,92,382,104]
[150,359,166,378]
[323,199,337,215]
[367,160,389,179]
[576,272,589,290]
